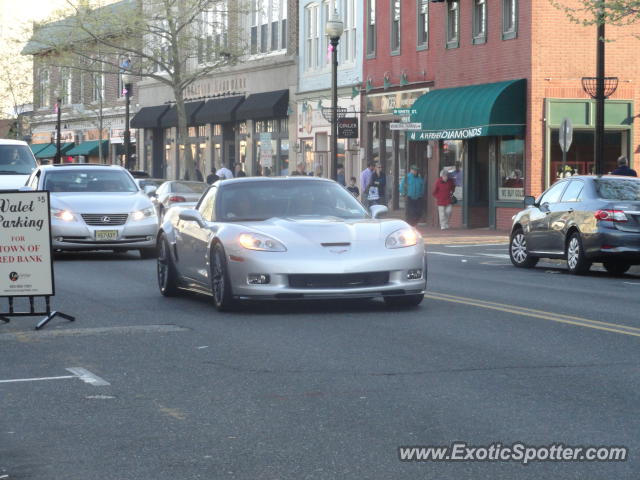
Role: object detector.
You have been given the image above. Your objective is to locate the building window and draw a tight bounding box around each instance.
[151,20,169,72]
[473,0,487,44]
[339,0,356,63]
[251,0,287,55]
[60,68,72,105]
[91,71,104,103]
[305,4,319,71]
[38,69,50,108]
[390,0,401,54]
[446,0,459,48]
[498,137,525,201]
[502,0,517,40]
[322,1,330,68]
[417,0,428,49]
[198,6,228,64]
[366,0,376,57]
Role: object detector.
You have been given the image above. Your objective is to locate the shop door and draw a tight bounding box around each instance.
[467,137,491,228]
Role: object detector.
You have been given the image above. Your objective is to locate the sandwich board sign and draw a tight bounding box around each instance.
[0,190,74,329]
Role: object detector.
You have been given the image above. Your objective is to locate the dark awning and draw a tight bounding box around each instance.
[30,143,51,156]
[193,96,245,125]
[35,142,75,158]
[159,101,205,128]
[66,140,109,157]
[130,105,171,129]
[408,79,526,141]
[235,89,289,121]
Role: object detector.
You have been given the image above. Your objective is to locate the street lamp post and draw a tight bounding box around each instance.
[122,71,133,170]
[54,97,62,164]
[326,9,343,181]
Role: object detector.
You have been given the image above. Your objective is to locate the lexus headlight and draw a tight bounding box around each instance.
[238,232,286,252]
[51,208,76,222]
[385,228,419,249]
[131,207,156,221]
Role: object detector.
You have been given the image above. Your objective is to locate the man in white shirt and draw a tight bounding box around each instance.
[216,164,234,180]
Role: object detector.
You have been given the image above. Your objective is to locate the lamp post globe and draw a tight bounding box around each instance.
[326,9,343,182]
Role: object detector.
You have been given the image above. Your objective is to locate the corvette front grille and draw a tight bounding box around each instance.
[288,272,390,289]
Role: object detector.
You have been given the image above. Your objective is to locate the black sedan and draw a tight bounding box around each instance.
[509,175,640,275]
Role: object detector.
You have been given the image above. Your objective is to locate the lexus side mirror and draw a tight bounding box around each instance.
[523,195,536,207]
[144,185,157,196]
[370,204,388,219]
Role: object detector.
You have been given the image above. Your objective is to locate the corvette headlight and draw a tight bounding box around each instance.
[51,208,76,222]
[238,232,286,252]
[131,207,156,221]
[385,228,419,249]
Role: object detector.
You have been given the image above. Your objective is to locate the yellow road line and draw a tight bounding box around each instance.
[425,292,640,338]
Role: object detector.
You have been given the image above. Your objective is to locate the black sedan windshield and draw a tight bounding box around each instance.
[217,180,368,221]
[44,169,138,193]
[595,178,640,201]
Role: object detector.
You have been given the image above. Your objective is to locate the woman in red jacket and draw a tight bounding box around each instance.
[432,169,456,229]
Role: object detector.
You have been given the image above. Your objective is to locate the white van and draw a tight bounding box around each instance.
[0,139,39,190]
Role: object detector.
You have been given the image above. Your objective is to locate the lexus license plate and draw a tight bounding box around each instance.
[95,230,118,241]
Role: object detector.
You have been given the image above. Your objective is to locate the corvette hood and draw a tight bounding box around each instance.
[51,192,153,213]
[236,217,410,247]
[0,174,29,190]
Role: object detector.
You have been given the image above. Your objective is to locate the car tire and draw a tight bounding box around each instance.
[603,261,631,276]
[157,233,179,296]
[383,294,424,308]
[566,232,592,275]
[210,242,236,312]
[509,228,539,268]
[139,247,157,259]
[158,206,165,223]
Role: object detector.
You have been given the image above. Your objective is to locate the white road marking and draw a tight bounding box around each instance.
[623,282,640,286]
[479,253,510,259]
[66,367,110,386]
[445,243,508,248]
[0,375,75,384]
[428,252,467,257]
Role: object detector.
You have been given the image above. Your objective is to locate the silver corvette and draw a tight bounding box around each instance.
[157,177,427,310]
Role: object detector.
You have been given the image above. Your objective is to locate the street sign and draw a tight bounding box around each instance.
[393,108,417,116]
[337,117,358,138]
[390,122,423,131]
[559,117,573,153]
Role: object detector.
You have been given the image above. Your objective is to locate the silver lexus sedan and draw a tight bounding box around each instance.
[157,177,427,310]
[25,164,158,258]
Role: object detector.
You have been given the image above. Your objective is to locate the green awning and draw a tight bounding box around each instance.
[409,79,526,141]
[30,143,51,156]
[35,142,75,158]
[66,140,109,157]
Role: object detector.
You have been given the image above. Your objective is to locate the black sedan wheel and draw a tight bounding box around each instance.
[157,233,179,296]
[509,229,538,268]
[603,261,631,276]
[211,243,235,311]
[566,232,592,275]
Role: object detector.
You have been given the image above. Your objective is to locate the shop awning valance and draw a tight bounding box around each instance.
[130,105,171,129]
[35,142,75,159]
[193,96,245,125]
[30,143,51,156]
[235,90,289,121]
[409,79,526,141]
[66,140,109,157]
[159,101,205,128]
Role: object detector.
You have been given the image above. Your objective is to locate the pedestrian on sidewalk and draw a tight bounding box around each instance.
[400,165,425,226]
[611,156,638,177]
[360,161,376,207]
[366,164,386,206]
[432,168,456,230]
[346,176,360,198]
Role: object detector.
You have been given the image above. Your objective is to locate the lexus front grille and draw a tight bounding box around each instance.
[81,214,129,226]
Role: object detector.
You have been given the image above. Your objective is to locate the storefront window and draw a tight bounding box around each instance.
[303,139,314,173]
[280,139,289,175]
[498,136,524,201]
[440,140,465,200]
[550,130,624,180]
[239,140,247,170]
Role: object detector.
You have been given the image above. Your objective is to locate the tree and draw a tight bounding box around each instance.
[550,0,640,30]
[0,37,33,139]
[24,0,249,179]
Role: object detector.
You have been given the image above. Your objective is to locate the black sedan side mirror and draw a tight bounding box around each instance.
[523,196,536,207]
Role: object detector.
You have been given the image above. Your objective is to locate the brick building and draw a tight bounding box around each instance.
[363,0,640,230]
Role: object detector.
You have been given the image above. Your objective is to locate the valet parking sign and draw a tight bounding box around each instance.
[0,191,54,296]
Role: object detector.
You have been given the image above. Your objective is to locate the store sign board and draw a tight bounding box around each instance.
[337,118,358,138]
[390,122,423,131]
[409,127,484,141]
[0,191,53,296]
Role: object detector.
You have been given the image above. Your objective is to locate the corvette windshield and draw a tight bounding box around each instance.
[217,180,369,221]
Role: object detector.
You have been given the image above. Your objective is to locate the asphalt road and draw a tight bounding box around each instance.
[1,245,639,480]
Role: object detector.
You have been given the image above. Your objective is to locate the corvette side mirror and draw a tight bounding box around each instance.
[370,204,388,219]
